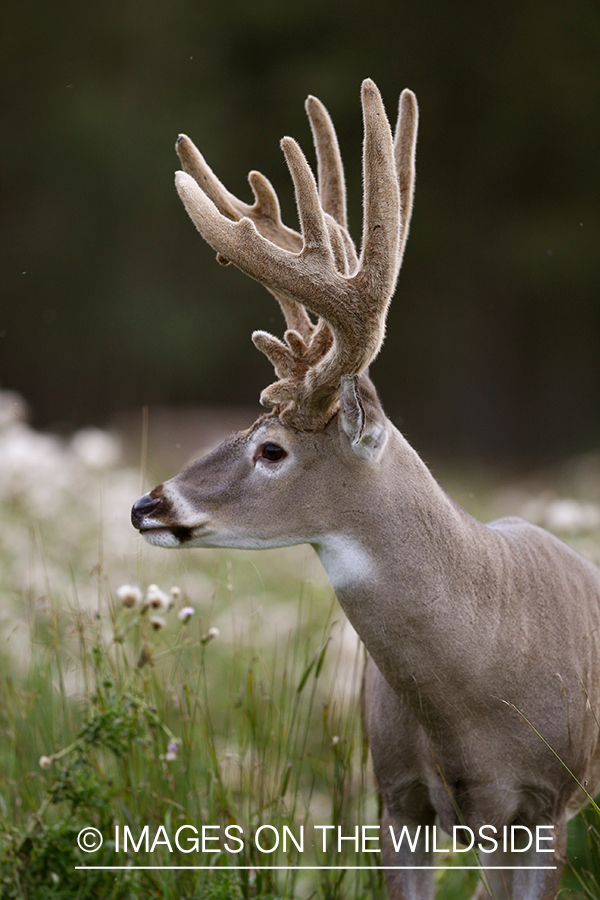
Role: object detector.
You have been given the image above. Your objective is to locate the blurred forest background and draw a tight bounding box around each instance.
[1,0,599,467]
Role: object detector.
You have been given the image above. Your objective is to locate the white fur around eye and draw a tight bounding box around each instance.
[255,454,292,478]
[249,427,292,477]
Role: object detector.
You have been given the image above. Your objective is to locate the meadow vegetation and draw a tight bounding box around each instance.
[0,390,599,898]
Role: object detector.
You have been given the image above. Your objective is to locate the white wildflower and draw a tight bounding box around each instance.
[116,584,143,608]
[150,615,166,631]
[177,606,195,623]
[145,584,170,611]
[170,586,182,602]
[201,626,220,644]
[39,755,53,769]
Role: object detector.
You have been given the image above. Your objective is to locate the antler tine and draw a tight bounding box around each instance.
[175,137,337,318]
[351,80,400,310]
[305,95,359,277]
[394,89,419,268]
[258,94,358,366]
[176,134,245,223]
[176,134,302,254]
[305,95,348,231]
[177,131,317,341]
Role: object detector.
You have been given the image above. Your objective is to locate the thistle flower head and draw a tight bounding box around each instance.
[201,626,220,645]
[145,584,170,612]
[117,584,143,608]
[177,606,195,623]
[165,740,179,761]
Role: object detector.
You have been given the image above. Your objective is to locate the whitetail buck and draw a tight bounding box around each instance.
[131,80,600,899]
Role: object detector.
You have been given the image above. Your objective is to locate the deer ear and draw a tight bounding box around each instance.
[339,375,388,460]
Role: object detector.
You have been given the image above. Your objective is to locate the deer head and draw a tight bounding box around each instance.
[131,80,418,549]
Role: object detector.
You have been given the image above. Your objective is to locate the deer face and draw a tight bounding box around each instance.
[131,415,335,550]
[131,380,390,552]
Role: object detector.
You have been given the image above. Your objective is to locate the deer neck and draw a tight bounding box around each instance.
[312,425,492,716]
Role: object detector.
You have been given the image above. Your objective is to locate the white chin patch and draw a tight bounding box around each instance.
[141,529,184,549]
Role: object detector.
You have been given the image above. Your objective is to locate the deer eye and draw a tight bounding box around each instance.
[259,442,286,462]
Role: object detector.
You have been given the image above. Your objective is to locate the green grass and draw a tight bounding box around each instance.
[1,413,599,898]
[0,511,391,899]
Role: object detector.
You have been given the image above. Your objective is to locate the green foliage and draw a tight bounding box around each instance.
[0,556,385,898]
[561,805,600,899]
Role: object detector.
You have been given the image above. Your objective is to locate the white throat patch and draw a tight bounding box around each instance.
[314,534,373,591]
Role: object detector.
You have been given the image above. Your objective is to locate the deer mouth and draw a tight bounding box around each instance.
[138,523,198,547]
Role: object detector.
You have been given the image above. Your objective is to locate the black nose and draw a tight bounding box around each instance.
[131,492,162,529]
